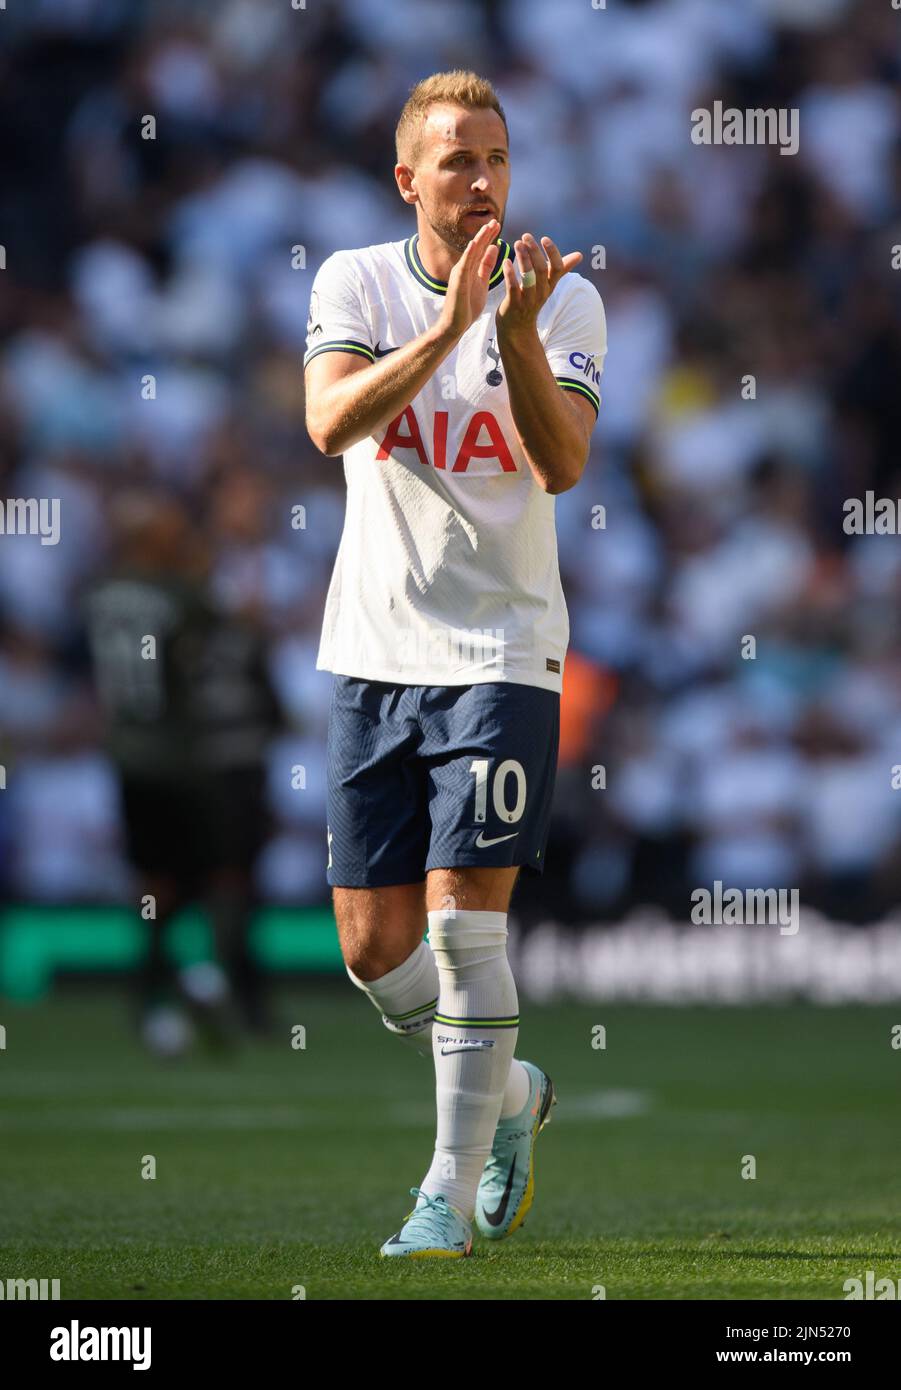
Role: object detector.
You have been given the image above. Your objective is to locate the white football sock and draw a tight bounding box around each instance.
[345,939,438,1056]
[418,908,521,1220]
[346,936,531,1114]
[500,1052,531,1118]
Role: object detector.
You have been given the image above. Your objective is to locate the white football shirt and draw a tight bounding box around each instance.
[304,234,607,693]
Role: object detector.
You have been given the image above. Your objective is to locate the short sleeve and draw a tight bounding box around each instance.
[542,277,607,418]
[303,252,374,368]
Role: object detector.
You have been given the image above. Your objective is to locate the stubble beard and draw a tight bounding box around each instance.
[425,204,502,255]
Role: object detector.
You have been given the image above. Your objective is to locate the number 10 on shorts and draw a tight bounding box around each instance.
[469,759,527,825]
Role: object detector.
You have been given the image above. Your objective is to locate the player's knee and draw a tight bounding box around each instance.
[340,938,413,981]
[428,865,520,914]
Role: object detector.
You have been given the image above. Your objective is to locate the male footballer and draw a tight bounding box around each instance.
[303,70,606,1258]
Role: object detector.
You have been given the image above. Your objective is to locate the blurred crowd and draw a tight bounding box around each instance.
[1,0,900,922]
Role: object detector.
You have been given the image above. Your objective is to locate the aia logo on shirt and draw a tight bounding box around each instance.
[376,409,518,474]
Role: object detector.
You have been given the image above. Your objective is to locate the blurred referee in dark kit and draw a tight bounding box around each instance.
[85,489,282,1055]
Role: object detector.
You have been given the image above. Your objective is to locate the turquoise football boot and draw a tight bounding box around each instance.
[380,1187,473,1258]
[475,1061,556,1239]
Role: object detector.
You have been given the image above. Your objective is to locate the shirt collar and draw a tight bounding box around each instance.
[404,233,513,297]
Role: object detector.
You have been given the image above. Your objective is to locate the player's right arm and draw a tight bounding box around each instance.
[305,323,457,458]
[304,219,500,457]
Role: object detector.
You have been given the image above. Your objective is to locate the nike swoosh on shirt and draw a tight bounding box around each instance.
[373,341,397,357]
[475,831,518,848]
[483,1155,517,1227]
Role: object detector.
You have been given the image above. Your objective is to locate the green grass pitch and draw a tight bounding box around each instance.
[1,987,899,1299]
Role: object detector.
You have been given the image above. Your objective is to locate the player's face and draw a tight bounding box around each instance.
[411,104,510,253]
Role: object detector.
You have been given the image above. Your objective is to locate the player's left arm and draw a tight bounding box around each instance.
[496,233,605,495]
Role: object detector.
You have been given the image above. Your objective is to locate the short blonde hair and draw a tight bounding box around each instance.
[395,70,508,168]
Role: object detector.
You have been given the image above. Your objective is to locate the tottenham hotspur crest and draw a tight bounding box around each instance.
[486,337,502,386]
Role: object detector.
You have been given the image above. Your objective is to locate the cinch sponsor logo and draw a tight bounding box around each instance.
[568,351,602,387]
[50,1322,151,1371]
[0,1277,60,1300]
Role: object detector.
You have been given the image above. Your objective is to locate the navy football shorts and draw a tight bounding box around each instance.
[325,676,561,887]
